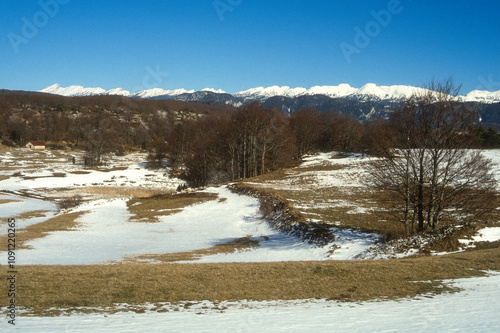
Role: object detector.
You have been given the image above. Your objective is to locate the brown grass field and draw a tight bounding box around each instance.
[1,246,499,315]
[238,160,405,236]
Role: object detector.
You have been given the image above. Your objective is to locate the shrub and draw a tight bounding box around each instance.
[59,194,83,210]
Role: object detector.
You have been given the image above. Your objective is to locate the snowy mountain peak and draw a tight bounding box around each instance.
[232,84,433,102]
[106,88,131,97]
[132,88,195,99]
[202,88,227,94]
[307,84,357,98]
[40,84,106,97]
[353,84,430,101]
[461,89,500,103]
[234,86,308,101]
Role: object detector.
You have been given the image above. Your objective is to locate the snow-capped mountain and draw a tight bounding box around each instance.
[133,88,195,99]
[34,83,500,124]
[233,84,432,102]
[40,83,500,104]
[461,90,500,103]
[234,86,308,101]
[201,88,227,94]
[41,84,108,97]
[106,88,132,96]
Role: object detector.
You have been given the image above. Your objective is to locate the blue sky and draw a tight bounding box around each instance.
[1,0,499,94]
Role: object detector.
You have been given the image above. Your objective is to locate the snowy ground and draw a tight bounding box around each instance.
[0,149,182,193]
[3,272,500,332]
[0,186,381,265]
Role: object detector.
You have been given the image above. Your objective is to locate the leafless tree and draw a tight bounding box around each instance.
[367,80,498,232]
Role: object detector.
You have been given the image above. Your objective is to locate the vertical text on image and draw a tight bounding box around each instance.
[6,218,17,326]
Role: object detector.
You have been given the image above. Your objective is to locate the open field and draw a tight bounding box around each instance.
[1,148,499,264]
[1,246,499,316]
[239,152,500,240]
[1,147,500,329]
[239,153,404,236]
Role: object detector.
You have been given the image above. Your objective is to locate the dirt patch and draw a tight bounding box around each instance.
[78,187,173,199]
[295,164,346,172]
[86,166,129,172]
[22,173,67,180]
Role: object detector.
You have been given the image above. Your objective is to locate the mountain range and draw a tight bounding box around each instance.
[39,83,500,124]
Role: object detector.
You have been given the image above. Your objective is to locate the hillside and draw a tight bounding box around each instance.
[38,83,500,123]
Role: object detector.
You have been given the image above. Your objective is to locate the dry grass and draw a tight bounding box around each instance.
[425,222,500,253]
[13,210,52,220]
[0,198,20,205]
[3,247,499,315]
[127,192,218,223]
[0,212,84,250]
[238,158,407,237]
[242,181,402,236]
[0,175,9,181]
[126,236,260,263]
[74,186,174,199]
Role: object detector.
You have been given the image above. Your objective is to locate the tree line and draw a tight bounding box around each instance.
[148,102,381,187]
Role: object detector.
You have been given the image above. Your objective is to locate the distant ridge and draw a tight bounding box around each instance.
[40,83,500,104]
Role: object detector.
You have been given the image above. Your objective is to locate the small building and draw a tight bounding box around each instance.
[26,141,46,150]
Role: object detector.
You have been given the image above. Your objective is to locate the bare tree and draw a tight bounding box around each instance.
[147,139,169,169]
[367,80,497,232]
[82,114,118,166]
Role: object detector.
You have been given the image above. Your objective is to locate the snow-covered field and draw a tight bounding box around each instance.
[0,149,384,264]
[0,149,181,192]
[4,272,500,332]
[4,186,363,265]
